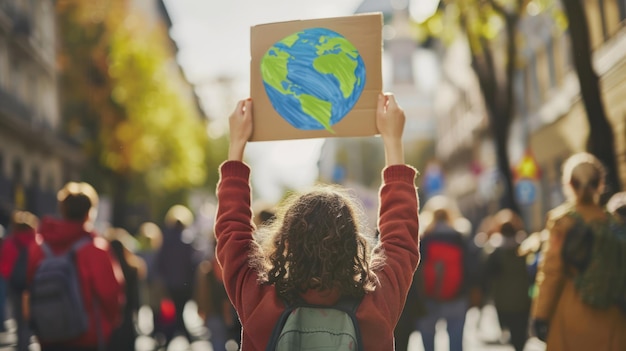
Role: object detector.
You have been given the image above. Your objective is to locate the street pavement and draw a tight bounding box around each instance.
[0,303,546,351]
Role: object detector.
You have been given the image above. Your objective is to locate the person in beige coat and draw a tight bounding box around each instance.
[531,152,626,351]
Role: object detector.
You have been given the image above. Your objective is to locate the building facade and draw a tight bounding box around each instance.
[434,0,626,231]
[0,0,82,226]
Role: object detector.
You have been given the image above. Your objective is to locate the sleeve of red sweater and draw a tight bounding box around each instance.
[215,160,274,326]
[362,164,420,327]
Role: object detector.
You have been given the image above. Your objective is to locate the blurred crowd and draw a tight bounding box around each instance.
[0,151,625,351]
[0,182,257,351]
[394,152,626,351]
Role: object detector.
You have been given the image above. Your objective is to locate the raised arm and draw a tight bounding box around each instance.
[228,98,253,161]
[367,93,420,324]
[377,93,405,166]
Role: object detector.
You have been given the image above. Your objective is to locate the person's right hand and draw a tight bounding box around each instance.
[228,99,253,161]
[376,93,405,165]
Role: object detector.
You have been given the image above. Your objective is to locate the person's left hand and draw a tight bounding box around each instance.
[228,99,253,161]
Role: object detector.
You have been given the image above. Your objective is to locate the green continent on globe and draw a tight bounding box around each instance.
[261,47,292,95]
[298,94,332,131]
[314,36,359,99]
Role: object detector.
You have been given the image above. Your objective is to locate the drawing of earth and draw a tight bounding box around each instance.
[260,27,366,132]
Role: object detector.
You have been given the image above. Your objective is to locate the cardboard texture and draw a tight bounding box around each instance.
[250,13,383,141]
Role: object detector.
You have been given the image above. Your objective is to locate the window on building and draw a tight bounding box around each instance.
[536,47,549,100]
[525,56,541,112]
[514,69,526,116]
[31,168,40,190]
[619,0,626,21]
[546,36,557,90]
[12,159,26,209]
[562,32,573,74]
[10,60,20,96]
[598,0,609,41]
[45,174,55,193]
[0,41,5,88]
[12,159,23,183]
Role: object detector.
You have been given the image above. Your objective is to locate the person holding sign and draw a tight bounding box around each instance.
[214,92,420,350]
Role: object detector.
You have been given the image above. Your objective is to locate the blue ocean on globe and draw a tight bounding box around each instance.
[260,27,366,132]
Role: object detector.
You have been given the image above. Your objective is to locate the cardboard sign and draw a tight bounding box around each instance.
[250,13,383,141]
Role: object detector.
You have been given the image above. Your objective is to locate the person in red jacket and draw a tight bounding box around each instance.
[0,211,38,351]
[25,182,125,351]
[215,93,420,350]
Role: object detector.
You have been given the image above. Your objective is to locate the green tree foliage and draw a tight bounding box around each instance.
[418,0,526,212]
[56,1,225,228]
[107,21,207,191]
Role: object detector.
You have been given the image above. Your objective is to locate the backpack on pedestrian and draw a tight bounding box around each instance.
[421,239,464,301]
[29,237,93,343]
[266,297,363,351]
[563,211,626,311]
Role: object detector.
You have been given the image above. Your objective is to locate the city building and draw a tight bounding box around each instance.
[433,0,626,231]
[0,0,82,226]
[0,0,205,228]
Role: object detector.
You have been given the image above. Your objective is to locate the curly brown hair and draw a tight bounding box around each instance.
[251,185,382,304]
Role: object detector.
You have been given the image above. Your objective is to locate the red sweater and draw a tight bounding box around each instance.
[0,228,37,281]
[215,161,420,351]
[26,218,125,348]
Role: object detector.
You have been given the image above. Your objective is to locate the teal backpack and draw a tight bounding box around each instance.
[266,297,363,351]
[564,212,626,310]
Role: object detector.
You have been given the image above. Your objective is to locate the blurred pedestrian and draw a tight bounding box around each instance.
[195,256,239,351]
[105,227,146,351]
[414,196,472,351]
[25,182,125,351]
[155,205,202,347]
[483,209,531,351]
[530,152,626,351]
[135,222,164,313]
[394,260,426,351]
[215,94,419,349]
[0,211,38,351]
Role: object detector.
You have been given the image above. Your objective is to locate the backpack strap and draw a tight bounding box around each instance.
[70,237,93,255]
[40,241,54,258]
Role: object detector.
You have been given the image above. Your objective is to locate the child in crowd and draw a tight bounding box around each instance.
[214,93,420,350]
